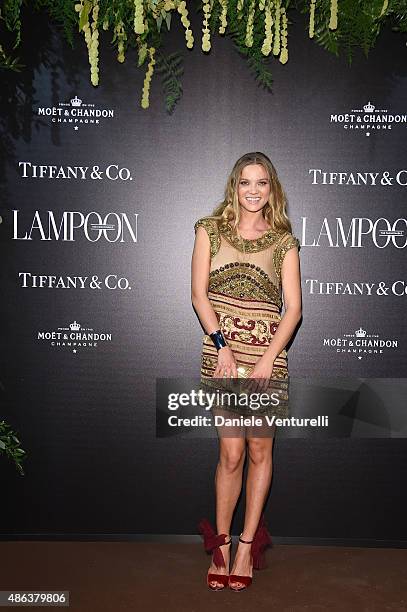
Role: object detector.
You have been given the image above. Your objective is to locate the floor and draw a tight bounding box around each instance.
[0,540,406,611]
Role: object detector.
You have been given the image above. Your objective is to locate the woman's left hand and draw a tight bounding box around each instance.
[246,356,275,393]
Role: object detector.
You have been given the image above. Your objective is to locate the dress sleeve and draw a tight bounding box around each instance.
[194,217,221,260]
[273,232,300,282]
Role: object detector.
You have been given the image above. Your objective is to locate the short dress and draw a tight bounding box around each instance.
[194,216,300,421]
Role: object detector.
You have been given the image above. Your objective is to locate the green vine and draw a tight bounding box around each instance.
[0,1,406,112]
[0,421,27,476]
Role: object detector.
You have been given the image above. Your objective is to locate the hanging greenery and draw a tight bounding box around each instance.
[0,420,26,475]
[0,0,406,113]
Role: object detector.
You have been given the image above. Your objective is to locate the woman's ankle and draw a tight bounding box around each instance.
[239,533,254,542]
[218,534,231,542]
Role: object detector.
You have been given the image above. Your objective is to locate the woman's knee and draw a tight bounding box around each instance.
[219,441,246,472]
[247,438,272,465]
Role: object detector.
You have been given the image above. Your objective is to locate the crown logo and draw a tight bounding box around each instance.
[355,327,366,338]
[70,321,81,331]
[363,101,375,112]
[70,96,82,107]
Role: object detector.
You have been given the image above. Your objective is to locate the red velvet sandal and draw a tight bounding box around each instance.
[228,514,272,592]
[198,518,232,591]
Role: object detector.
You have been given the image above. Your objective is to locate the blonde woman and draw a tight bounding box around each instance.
[191,152,302,591]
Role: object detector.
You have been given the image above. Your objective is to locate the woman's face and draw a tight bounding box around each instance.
[237,163,271,214]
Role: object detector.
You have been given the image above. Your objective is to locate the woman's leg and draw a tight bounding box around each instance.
[207,435,246,588]
[229,434,274,587]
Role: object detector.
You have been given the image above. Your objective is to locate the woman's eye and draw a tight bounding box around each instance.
[240,181,268,185]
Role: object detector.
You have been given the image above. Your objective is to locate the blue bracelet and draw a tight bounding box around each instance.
[210,329,227,351]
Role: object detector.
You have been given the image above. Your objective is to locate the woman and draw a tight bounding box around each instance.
[191,151,302,591]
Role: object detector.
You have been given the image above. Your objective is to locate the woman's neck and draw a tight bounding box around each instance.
[237,208,269,231]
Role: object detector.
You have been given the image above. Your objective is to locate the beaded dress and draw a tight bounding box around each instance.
[194,217,300,419]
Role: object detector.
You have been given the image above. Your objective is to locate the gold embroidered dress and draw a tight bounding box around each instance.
[194,217,300,418]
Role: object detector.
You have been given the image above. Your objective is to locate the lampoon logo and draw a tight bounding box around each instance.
[37,96,115,131]
[330,101,406,137]
[37,320,112,353]
[300,217,407,248]
[13,210,138,242]
[323,327,398,360]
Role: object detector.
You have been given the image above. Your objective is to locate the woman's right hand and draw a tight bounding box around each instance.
[213,345,238,379]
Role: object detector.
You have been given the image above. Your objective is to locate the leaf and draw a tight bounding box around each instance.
[79,0,92,31]
[138,44,148,66]
[165,11,172,30]
[155,50,184,113]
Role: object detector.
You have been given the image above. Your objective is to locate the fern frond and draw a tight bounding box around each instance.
[155,49,184,113]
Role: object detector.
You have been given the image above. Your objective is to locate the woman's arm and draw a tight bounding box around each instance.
[191,226,238,377]
[249,245,302,389]
[263,245,302,363]
[191,226,221,335]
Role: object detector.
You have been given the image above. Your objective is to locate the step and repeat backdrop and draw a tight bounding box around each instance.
[1,8,406,542]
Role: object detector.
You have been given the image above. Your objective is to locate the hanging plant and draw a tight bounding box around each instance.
[0,1,406,113]
[0,420,26,476]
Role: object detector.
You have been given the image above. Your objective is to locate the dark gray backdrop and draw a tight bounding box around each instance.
[1,5,406,543]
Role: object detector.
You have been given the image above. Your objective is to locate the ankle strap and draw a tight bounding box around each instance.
[238,534,254,544]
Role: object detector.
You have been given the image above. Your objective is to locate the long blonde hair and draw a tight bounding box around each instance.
[209,152,292,235]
